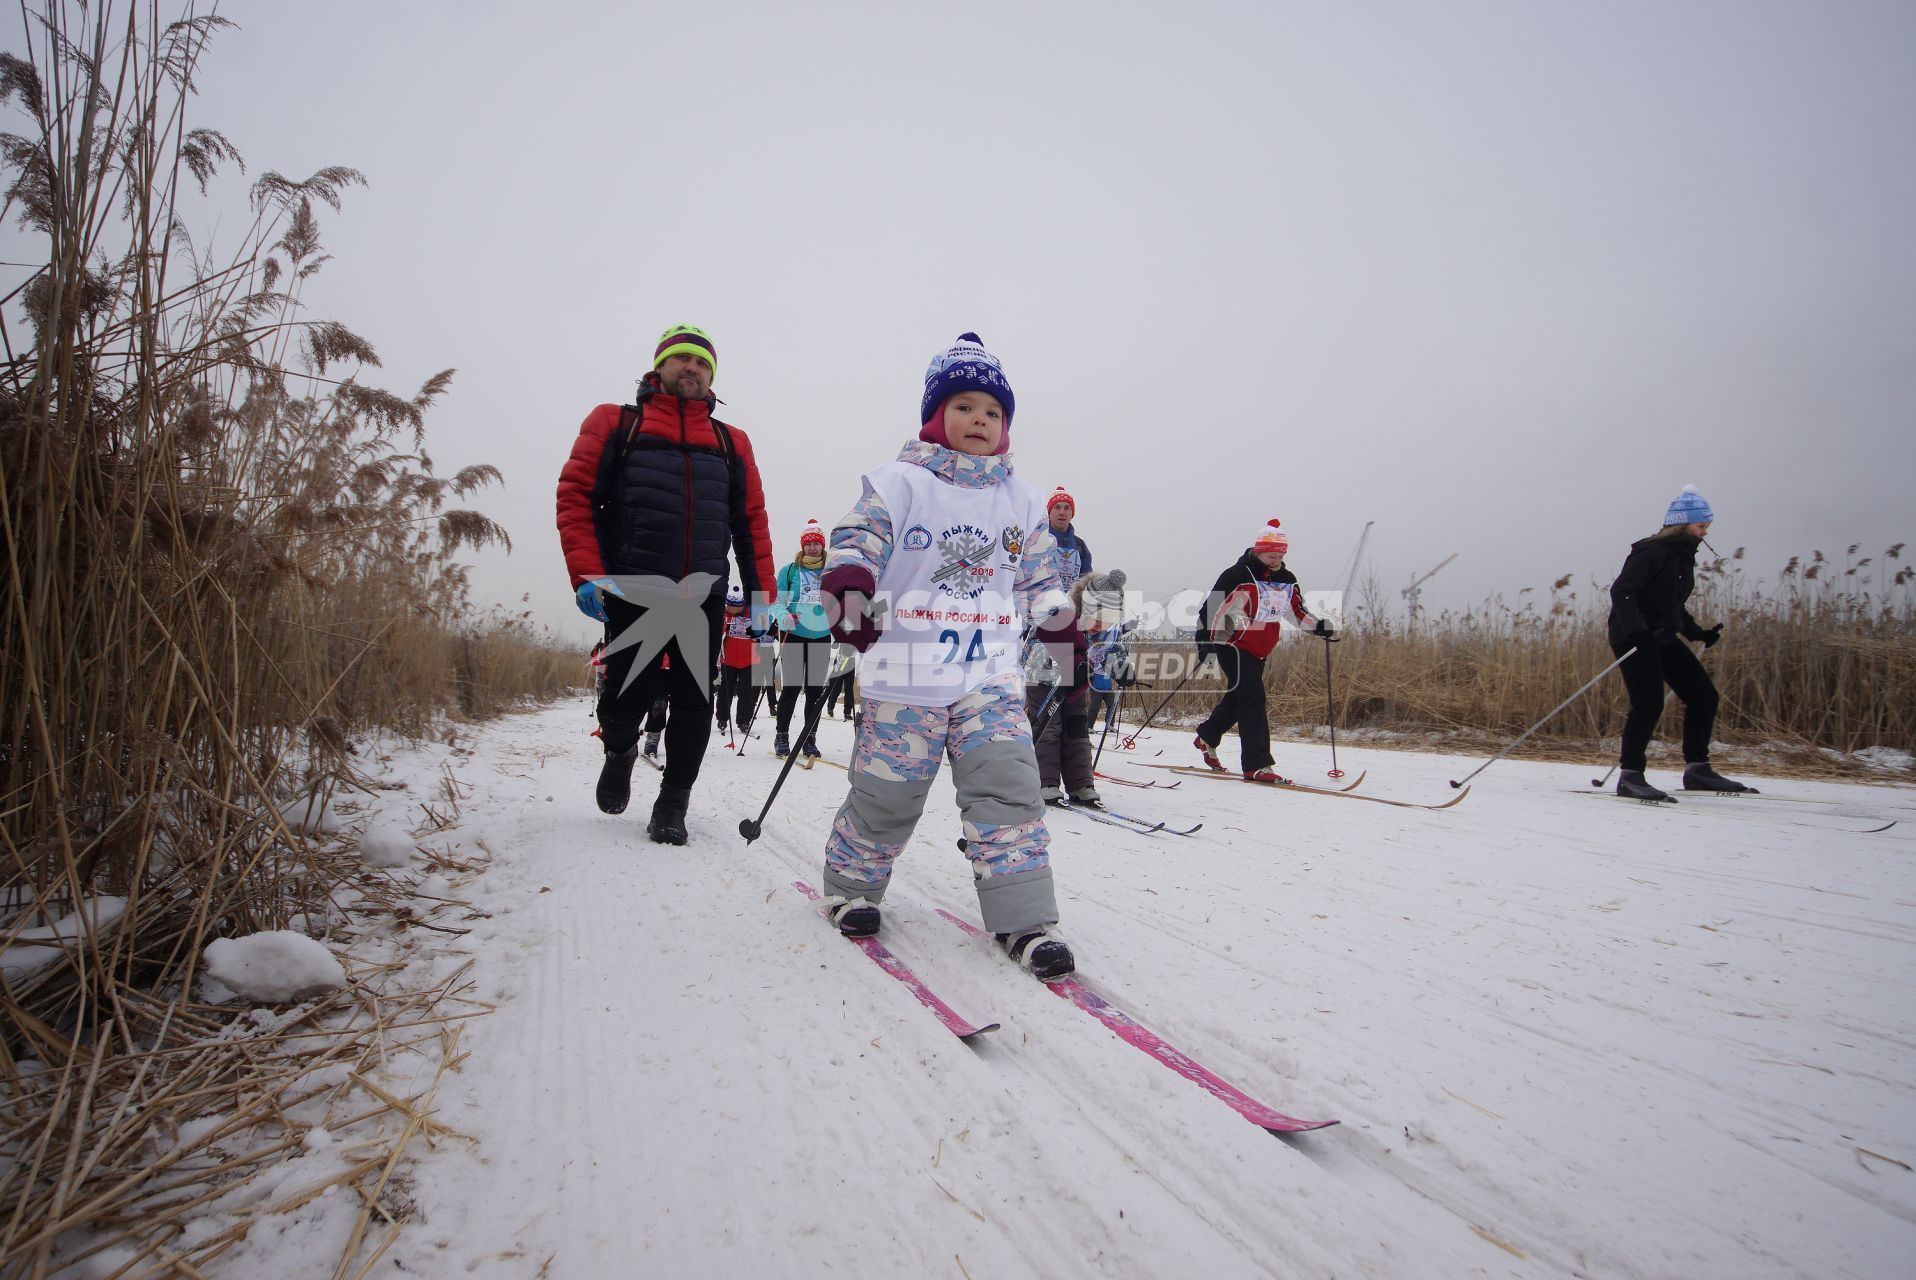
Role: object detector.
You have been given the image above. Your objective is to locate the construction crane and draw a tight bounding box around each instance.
[1402,553,1457,625]
[1336,521,1375,602]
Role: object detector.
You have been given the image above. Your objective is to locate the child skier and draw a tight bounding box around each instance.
[1079,570,1135,740]
[715,585,757,739]
[1194,520,1334,782]
[773,519,833,758]
[1033,570,1130,807]
[819,333,1086,980]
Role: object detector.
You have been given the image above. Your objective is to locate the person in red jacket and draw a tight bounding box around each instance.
[715,584,766,740]
[1193,520,1334,783]
[556,324,777,844]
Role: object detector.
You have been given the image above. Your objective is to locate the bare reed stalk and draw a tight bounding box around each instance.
[0,4,577,1273]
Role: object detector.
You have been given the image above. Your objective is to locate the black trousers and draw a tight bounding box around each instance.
[1615,639,1718,772]
[715,665,754,727]
[598,596,721,789]
[1085,687,1120,735]
[1196,647,1271,772]
[775,635,832,734]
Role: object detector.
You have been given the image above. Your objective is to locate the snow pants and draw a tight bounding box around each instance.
[1615,639,1719,771]
[1029,686,1093,790]
[822,671,1059,935]
[1196,647,1272,773]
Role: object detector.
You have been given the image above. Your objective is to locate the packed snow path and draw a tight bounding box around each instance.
[367,699,1913,1279]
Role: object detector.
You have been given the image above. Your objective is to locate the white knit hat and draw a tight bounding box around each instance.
[1249,519,1288,554]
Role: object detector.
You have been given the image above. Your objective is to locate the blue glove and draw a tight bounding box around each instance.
[575,577,620,623]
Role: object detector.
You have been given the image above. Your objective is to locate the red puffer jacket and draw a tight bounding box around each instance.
[556,388,777,605]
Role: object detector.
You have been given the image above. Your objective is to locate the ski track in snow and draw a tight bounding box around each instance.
[323,698,1915,1280]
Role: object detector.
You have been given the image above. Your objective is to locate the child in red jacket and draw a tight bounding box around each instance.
[715,585,761,737]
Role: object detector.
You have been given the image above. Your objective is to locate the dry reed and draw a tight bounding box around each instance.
[0,6,577,1274]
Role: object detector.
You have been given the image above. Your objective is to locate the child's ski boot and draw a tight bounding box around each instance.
[997,927,1075,981]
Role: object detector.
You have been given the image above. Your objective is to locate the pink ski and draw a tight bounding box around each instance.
[794,883,999,1041]
[937,908,1337,1133]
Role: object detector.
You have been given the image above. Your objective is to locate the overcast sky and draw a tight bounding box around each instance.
[12,1,1914,645]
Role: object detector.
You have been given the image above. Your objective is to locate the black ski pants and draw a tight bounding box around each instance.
[715,664,754,728]
[1196,647,1272,773]
[1615,639,1718,772]
[598,596,721,790]
[1086,687,1120,735]
[775,635,832,736]
[1030,687,1093,790]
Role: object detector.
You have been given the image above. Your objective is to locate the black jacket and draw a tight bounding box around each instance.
[1608,534,1707,650]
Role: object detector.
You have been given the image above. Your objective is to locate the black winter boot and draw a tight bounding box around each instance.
[596,744,640,814]
[647,785,692,845]
[1683,763,1758,793]
[1616,769,1674,802]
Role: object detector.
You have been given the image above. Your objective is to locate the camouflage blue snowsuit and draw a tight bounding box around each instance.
[820,442,1068,934]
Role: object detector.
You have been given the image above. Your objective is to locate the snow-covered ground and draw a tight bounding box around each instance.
[199,696,1916,1279]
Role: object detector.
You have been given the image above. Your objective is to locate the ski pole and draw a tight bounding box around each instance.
[1449,647,1637,789]
[739,688,833,843]
[1121,666,1198,750]
[1026,675,1069,745]
[735,685,767,756]
[1090,684,1124,774]
[1321,635,1344,779]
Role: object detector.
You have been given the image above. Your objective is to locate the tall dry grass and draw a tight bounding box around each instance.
[1140,546,1915,765]
[0,6,577,1271]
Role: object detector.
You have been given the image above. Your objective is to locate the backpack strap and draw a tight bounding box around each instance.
[592,392,742,512]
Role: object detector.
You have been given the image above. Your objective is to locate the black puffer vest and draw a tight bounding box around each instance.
[592,392,742,597]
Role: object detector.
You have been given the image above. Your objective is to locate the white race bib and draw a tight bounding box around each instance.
[858,463,1048,707]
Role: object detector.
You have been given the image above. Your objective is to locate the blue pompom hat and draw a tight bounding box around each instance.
[920,332,1016,431]
[1663,484,1714,527]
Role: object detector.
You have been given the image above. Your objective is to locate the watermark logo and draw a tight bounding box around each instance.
[598,572,723,701]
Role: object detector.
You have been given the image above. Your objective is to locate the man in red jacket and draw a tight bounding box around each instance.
[556,324,777,843]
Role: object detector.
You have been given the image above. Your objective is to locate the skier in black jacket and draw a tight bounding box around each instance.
[1606,485,1753,800]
